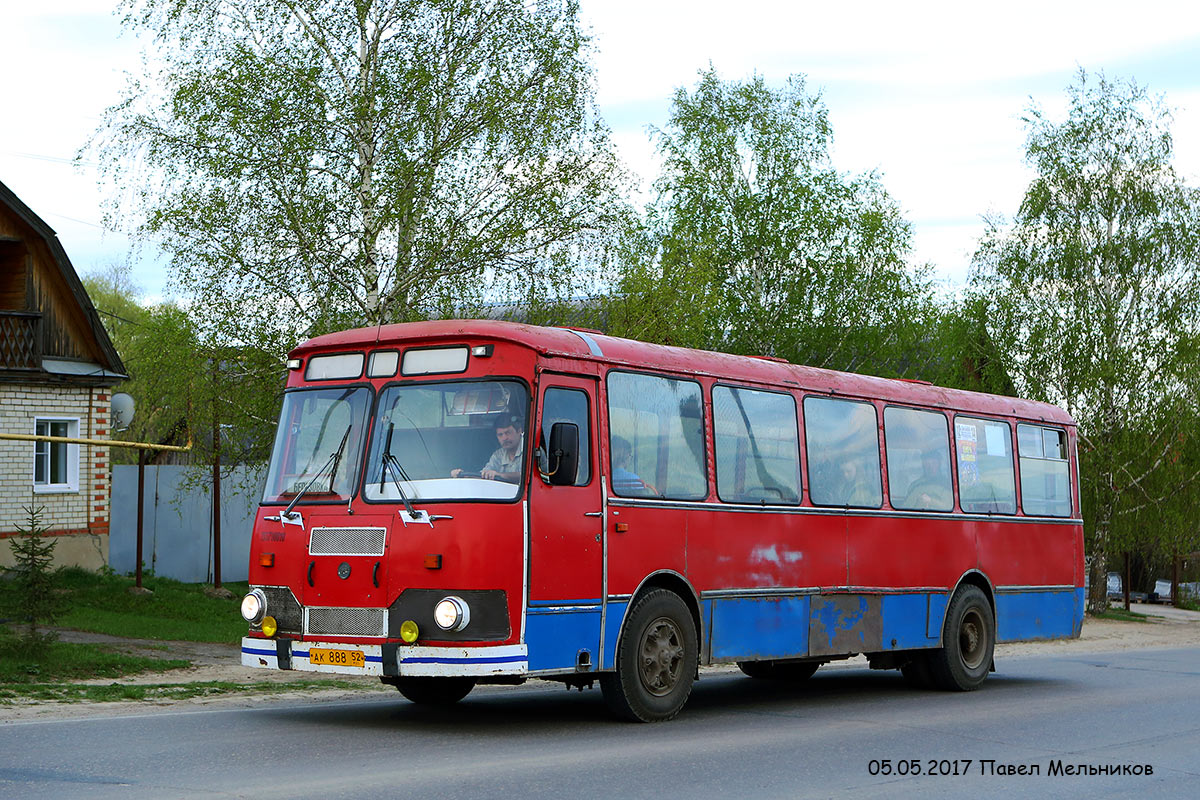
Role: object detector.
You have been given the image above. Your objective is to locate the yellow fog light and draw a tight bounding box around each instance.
[399,619,419,643]
[261,615,278,638]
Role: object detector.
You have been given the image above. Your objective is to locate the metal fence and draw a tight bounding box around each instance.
[110,464,265,582]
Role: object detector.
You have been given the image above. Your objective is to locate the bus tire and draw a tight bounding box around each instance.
[390,676,476,705]
[737,659,820,681]
[600,589,697,722]
[929,585,994,691]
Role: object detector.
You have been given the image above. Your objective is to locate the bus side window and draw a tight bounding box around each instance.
[540,387,591,486]
[607,372,707,500]
[884,407,953,512]
[1017,424,1071,517]
[803,396,882,508]
[713,385,800,504]
[954,417,1016,514]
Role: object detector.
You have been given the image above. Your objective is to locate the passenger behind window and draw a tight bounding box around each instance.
[903,449,953,511]
[839,458,877,506]
[611,435,655,497]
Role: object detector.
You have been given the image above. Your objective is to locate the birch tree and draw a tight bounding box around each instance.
[971,70,1200,612]
[607,68,935,375]
[88,0,624,345]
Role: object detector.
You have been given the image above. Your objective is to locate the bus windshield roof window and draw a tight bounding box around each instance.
[362,381,529,502]
[262,387,371,505]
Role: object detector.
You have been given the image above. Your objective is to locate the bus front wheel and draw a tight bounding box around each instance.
[388,676,476,705]
[600,589,698,722]
[929,585,994,691]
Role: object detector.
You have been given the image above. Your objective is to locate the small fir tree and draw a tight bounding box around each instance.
[4,500,63,651]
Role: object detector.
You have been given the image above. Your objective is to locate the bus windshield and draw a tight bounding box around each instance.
[363,380,528,502]
[262,387,372,504]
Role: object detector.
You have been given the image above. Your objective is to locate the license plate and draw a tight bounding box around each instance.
[308,648,365,668]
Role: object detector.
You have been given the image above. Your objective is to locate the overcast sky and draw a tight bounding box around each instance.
[3,1,1200,303]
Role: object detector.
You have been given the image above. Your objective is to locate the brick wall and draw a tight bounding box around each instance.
[0,383,111,570]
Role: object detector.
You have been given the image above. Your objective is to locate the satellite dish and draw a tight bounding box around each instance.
[111,393,136,431]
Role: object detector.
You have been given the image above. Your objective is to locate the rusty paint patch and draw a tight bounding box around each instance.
[809,594,882,656]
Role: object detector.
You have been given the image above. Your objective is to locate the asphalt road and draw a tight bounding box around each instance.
[2,647,1198,799]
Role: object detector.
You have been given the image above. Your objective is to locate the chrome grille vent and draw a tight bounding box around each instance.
[251,585,302,635]
[306,606,386,637]
[308,527,386,556]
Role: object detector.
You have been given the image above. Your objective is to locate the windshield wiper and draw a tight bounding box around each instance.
[379,422,420,520]
[284,425,352,518]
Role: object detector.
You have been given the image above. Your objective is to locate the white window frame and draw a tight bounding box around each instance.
[33,416,80,493]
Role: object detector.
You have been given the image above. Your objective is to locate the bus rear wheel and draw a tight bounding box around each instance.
[388,676,476,705]
[929,585,994,691]
[600,589,698,722]
[737,659,820,681]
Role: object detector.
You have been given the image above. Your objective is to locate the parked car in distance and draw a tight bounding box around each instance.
[1107,572,1122,600]
[1148,579,1173,604]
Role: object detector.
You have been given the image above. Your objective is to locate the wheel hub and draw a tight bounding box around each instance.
[639,617,684,696]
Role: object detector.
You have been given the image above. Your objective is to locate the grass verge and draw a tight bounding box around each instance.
[0,628,190,685]
[55,567,249,643]
[1092,607,1150,622]
[0,679,369,704]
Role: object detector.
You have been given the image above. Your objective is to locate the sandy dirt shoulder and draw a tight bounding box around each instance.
[3,604,1198,723]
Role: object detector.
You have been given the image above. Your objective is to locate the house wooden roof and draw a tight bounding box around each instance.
[0,179,126,383]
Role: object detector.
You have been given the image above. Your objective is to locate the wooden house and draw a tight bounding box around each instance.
[1,179,126,569]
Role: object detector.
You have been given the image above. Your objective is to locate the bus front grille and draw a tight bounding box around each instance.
[305,606,387,637]
[308,527,387,557]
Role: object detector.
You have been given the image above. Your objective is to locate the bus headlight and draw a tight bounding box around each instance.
[433,596,470,632]
[240,589,267,625]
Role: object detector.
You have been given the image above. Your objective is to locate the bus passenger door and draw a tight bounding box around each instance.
[527,374,603,672]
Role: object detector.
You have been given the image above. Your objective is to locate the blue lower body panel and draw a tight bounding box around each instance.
[709,595,811,660]
[995,589,1082,642]
[525,602,601,672]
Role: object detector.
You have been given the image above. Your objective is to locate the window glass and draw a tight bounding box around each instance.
[401,347,468,376]
[607,372,706,500]
[955,417,1016,514]
[540,387,591,486]
[362,381,529,502]
[804,397,882,508]
[262,387,372,504]
[304,352,364,381]
[713,386,800,504]
[367,350,398,378]
[884,407,953,512]
[34,418,77,490]
[1018,424,1071,517]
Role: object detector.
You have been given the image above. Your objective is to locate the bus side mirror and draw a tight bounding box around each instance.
[546,422,579,486]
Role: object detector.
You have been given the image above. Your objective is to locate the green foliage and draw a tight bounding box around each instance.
[3,502,64,653]
[0,625,190,686]
[606,68,937,377]
[89,0,627,350]
[83,266,281,467]
[971,69,1200,611]
[55,568,250,644]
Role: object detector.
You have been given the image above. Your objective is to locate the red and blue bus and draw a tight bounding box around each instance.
[240,320,1084,721]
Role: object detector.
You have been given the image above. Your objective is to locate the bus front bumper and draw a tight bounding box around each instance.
[240,638,528,678]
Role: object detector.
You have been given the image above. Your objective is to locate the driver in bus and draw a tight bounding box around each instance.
[451,415,524,483]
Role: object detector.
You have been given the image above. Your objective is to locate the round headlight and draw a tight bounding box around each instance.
[240,589,267,624]
[433,596,470,632]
